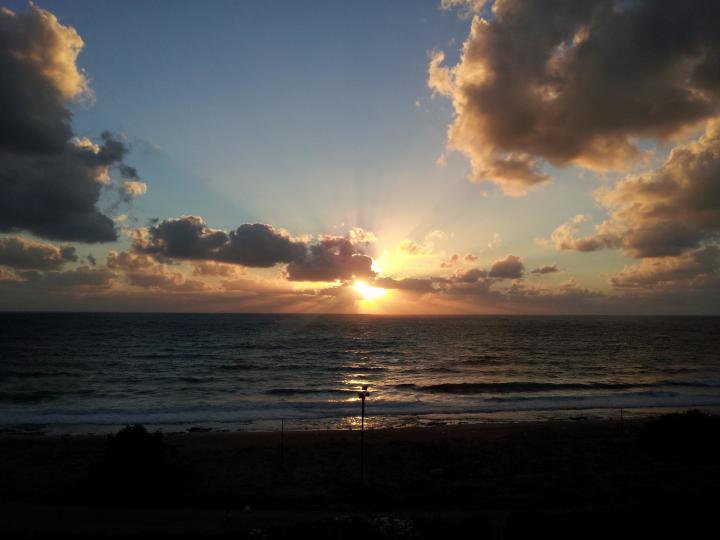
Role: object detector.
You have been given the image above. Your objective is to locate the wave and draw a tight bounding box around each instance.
[5,393,720,432]
[0,370,80,379]
[485,391,678,404]
[1,389,94,403]
[394,381,713,395]
[264,388,354,396]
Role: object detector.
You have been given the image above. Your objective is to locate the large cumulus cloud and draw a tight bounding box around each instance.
[286,237,375,282]
[1,265,116,290]
[431,0,720,194]
[488,254,524,279]
[0,5,144,242]
[136,216,376,283]
[136,216,308,267]
[551,120,720,283]
[596,120,720,258]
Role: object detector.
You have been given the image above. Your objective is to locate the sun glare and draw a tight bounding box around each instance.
[353,280,388,301]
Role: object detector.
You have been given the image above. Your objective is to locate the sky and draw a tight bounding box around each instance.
[1,0,720,314]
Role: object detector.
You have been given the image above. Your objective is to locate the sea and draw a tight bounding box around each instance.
[1,313,719,434]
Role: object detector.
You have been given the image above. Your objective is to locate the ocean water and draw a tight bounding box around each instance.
[1,313,719,433]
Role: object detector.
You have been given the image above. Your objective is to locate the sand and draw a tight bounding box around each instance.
[0,418,718,538]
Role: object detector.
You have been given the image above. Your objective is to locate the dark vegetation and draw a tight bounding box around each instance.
[639,408,720,462]
[79,424,189,505]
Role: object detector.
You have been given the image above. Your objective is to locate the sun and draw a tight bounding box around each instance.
[353,280,388,301]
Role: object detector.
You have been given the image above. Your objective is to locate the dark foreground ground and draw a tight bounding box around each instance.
[1,411,719,539]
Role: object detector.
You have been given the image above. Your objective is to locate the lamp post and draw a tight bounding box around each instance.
[357,385,370,485]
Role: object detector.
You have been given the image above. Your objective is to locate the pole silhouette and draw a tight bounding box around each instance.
[358,385,369,485]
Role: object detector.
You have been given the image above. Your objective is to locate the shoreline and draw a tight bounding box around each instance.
[2,403,718,437]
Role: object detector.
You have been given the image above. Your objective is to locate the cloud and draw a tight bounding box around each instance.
[126,271,206,292]
[348,227,377,245]
[531,264,559,275]
[286,236,375,282]
[120,180,148,199]
[596,120,720,258]
[192,261,245,277]
[107,250,156,272]
[107,250,206,292]
[374,276,438,293]
[398,239,424,256]
[551,214,622,252]
[553,120,720,262]
[440,251,481,269]
[610,246,720,289]
[431,0,720,194]
[137,217,378,283]
[136,216,307,267]
[0,235,77,270]
[0,6,144,242]
[440,253,461,268]
[488,254,524,279]
[450,267,487,283]
[12,266,116,289]
[398,230,448,256]
[487,233,501,249]
[440,0,490,18]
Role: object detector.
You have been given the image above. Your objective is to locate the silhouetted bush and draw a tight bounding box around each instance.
[84,424,187,505]
[639,409,720,462]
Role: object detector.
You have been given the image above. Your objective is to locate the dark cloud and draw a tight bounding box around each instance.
[118,164,139,180]
[14,266,115,289]
[374,262,519,296]
[137,217,376,283]
[450,267,487,283]
[531,264,559,275]
[488,255,524,279]
[137,216,307,267]
[0,235,77,270]
[431,0,720,194]
[286,237,375,282]
[0,6,143,242]
[225,224,307,267]
[622,223,705,258]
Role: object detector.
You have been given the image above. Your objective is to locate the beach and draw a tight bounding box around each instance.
[1,416,718,538]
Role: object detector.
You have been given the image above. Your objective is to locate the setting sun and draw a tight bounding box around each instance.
[353,280,388,301]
